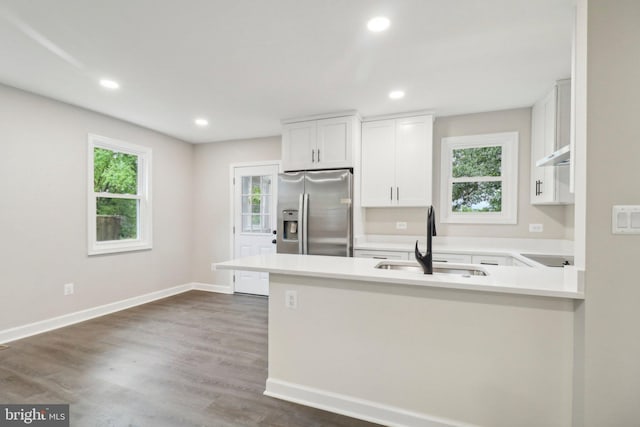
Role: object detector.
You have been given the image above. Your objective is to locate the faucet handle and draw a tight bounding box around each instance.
[414,240,432,275]
[414,240,424,260]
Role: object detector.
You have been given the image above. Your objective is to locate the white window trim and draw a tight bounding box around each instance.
[440,132,518,224]
[88,134,152,255]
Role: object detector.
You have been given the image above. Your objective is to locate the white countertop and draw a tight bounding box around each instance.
[216,253,583,299]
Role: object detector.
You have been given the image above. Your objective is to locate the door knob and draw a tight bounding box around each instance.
[272,239,277,244]
[272,230,277,234]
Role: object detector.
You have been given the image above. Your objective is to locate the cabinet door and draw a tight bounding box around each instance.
[316,116,353,168]
[432,253,473,263]
[395,116,433,207]
[282,121,316,171]
[530,90,558,204]
[354,249,409,260]
[471,254,510,266]
[361,120,396,207]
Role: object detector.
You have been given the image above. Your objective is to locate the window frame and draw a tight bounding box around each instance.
[87,134,152,255]
[440,132,518,224]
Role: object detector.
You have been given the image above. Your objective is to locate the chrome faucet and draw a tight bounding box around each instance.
[415,205,437,274]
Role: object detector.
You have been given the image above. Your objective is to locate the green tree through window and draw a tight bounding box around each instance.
[94,148,138,240]
[451,146,502,212]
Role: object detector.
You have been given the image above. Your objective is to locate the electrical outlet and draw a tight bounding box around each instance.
[285,290,297,309]
[396,221,407,230]
[529,224,543,233]
[63,283,74,296]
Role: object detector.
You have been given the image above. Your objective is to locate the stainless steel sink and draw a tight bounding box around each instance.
[374,261,487,276]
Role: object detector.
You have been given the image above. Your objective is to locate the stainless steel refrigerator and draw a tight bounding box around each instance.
[276,169,353,257]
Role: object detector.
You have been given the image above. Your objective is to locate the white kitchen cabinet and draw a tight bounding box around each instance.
[432,253,473,264]
[361,115,433,207]
[530,79,574,205]
[354,249,410,260]
[282,115,358,171]
[471,254,510,266]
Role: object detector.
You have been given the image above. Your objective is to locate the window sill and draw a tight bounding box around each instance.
[88,241,152,256]
[440,215,517,225]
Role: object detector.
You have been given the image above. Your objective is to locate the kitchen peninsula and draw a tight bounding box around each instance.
[216,254,581,427]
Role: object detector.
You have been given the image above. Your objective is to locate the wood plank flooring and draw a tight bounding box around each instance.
[0,291,379,426]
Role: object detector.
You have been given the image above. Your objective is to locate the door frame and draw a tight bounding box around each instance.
[228,160,281,293]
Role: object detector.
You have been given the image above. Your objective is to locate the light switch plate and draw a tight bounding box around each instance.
[612,205,640,234]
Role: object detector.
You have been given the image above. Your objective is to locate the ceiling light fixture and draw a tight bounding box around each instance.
[389,90,405,100]
[99,79,119,90]
[194,118,209,127]
[367,16,390,32]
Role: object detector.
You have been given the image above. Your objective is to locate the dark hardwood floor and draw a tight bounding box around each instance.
[0,291,379,426]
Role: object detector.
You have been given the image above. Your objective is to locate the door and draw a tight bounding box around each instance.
[233,164,279,295]
[282,121,316,171]
[305,170,353,256]
[531,89,557,204]
[276,172,305,254]
[395,115,432,207]
[361,120,396,207]
[316,116,353,169]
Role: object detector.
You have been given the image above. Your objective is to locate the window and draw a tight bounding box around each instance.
[440,132,518,224]
[88,134,152,255]
[241,175,272,233]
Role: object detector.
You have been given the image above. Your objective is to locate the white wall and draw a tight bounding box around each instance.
[576,1,640,425]
[365,108,573,239]
[0,84,194,331]
[192,137,281,287]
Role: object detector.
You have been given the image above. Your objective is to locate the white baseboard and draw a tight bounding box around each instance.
[191,282,233,294]
[0,281,233,344]
[265,378,472,427]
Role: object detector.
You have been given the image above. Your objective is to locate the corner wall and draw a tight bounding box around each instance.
[579,1,640,425]
[192,137,281,287]
[0,84,194,331]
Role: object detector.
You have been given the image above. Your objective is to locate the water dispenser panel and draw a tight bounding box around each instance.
[282,210,299,241]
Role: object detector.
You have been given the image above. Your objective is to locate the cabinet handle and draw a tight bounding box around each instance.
[312,149,315,163]
[538,180,543,195]
[480,262,499,266]
[372,256,387,259]
[390,187,393,201]
[397,187,399,201]
[433,259,448,263]
[317,149,320,162]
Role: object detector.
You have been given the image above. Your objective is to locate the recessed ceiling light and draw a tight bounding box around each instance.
[99,79,119,90]
[389,90,405,100]
[194,118,209,127]
[367,16,390,32]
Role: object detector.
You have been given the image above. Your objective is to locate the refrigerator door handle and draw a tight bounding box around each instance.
[298,193,304,254]
[302,193,309,254]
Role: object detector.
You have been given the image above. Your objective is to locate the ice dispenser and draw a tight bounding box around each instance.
[282,210,299,241]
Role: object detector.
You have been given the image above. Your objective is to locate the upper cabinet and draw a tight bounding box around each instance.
[530,79,574,205]
[282,114,360,171]
[361,114,433,207]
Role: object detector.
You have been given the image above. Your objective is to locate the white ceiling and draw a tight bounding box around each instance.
[0,0,574,144]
